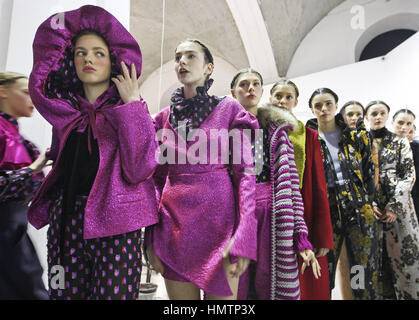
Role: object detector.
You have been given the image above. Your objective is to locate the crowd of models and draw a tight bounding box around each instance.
[1,5,418,300]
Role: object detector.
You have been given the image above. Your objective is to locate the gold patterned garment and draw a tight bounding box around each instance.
[307,115,383,300]
[371,127,419,300]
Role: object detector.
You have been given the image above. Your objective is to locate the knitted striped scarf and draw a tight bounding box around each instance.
[258,105,312,300]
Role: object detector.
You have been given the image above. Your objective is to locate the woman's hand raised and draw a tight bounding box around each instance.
[112,61,141,104]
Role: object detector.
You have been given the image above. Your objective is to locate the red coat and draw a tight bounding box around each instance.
[298,126,334,300]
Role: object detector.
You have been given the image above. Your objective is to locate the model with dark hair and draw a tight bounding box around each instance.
[268,79,334,300]
[145,40,258,300]
[391,109,418,218]
[340,101,365,128]
[28,5,159,300]
[306,88,383,300]
[231,72,321,300]
[366,102,419,299]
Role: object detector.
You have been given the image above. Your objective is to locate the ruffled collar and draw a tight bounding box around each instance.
[171,78,215,109]
[370,126,389,139]
[169,79,220,134]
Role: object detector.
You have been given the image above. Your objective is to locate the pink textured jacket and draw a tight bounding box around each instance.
[27,5,159,239]
[0,114,33,170]
[148,97,258,297]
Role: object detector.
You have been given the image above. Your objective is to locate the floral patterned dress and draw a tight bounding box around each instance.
[307,115,383,300]
[372,128,419,300]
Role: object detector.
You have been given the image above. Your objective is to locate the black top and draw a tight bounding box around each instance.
[370,127,389,139]
[51,128,99,216]
[254,118,271,183]
[56,129,99,194]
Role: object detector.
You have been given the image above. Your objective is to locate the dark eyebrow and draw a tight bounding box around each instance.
[315,100,329,105]
[175,50,199,55]
[75,46,106,51]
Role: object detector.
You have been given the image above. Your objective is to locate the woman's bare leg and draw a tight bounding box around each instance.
[164,279,201,300]
[337,241,354,300]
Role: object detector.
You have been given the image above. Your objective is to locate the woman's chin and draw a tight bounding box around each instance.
[371,125,384,130]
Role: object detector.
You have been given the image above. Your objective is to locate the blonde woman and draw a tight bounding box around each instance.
[0,72,49,299]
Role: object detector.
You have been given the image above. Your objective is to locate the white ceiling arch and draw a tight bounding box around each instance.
[131,0,349,113]
[287,0,419,78]
[225,0,279,84]
[355,11,419,62]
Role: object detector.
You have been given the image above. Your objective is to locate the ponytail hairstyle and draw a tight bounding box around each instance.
[365,100,390,115]
[230,68,263,89]
[308,88,339,108]
[270,79,299,98]
[340,101,365,117]
[392,108,416,121]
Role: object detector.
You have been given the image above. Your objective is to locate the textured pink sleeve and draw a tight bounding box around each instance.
[152,110,169,200]
[105,98,158,185]
[228,107,259,262]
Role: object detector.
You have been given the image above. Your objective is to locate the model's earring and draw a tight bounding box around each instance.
[206,63,214,77]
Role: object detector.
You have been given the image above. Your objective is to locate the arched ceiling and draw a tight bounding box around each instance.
[260,0,345,77]
[130,0,344,85]
[130,0,248,85]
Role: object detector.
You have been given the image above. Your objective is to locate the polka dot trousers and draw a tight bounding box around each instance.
[47,192,142,300]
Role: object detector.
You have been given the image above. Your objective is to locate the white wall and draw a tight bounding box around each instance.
[0,0,13,71]
[288,0,419,78]
[2,0,130,289]
[258,27,419,135]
